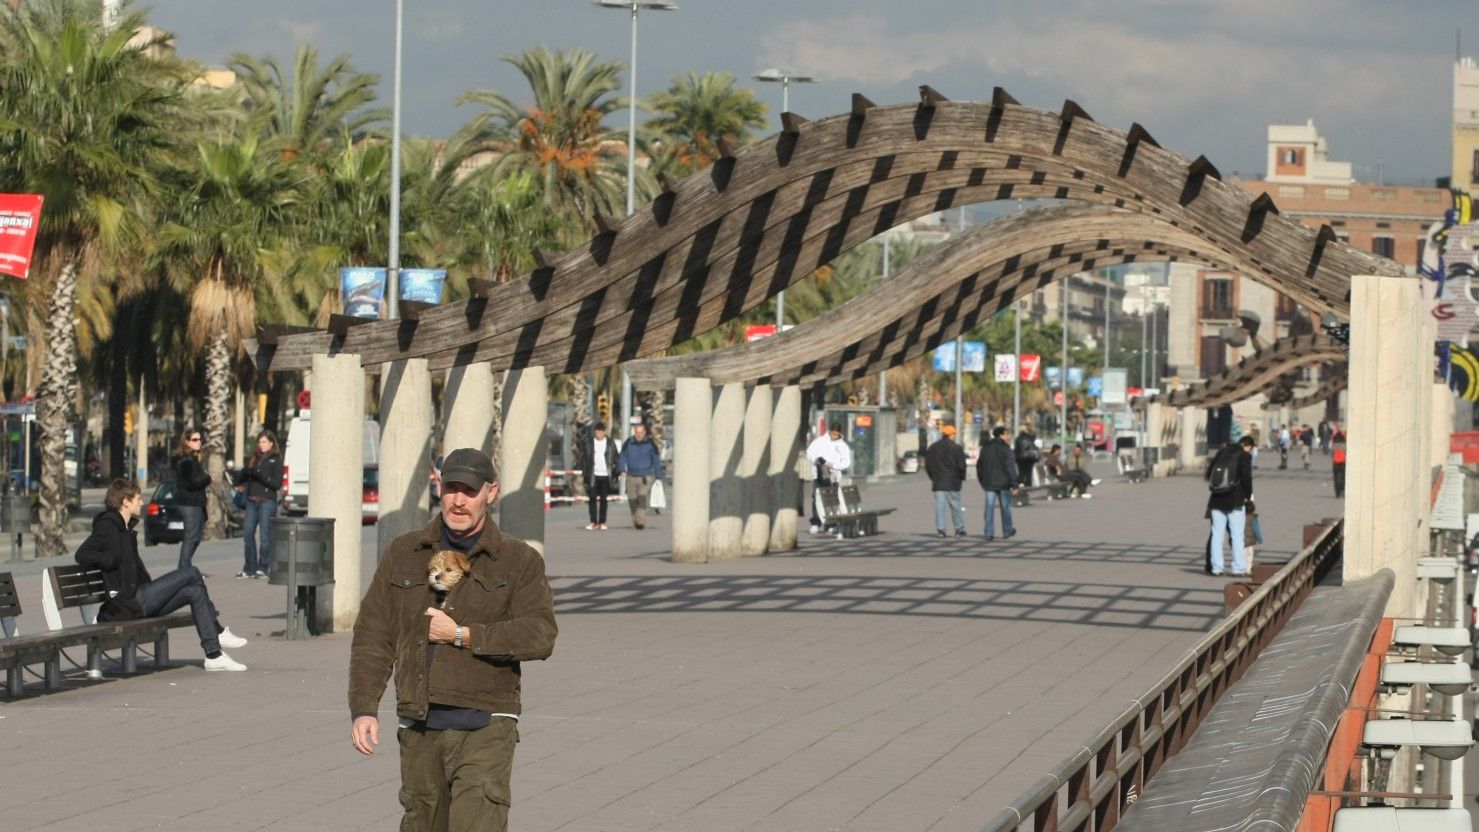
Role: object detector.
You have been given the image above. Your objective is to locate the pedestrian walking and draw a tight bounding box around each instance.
[1331,429,1347,497]
[235,430,283,579]
[1318,421,1332,455]
[924,425,967,538]
[171,427,211,570]
[1205,436,1255,576]
[581,421,619,530]
[349,448,557,832]
[975,426,1018,541]
[618,423,663,530]
[1013,424,1040,487]
[806,423,852,534]
[1299,424,1314,470]
[77,479,249,670]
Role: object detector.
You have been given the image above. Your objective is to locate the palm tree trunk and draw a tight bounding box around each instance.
[202,331,231,539]
[638,388,664,448]
[35,258,79,557]
[489,371,504,495]
[916,373,931,455]
[567,373,590,497]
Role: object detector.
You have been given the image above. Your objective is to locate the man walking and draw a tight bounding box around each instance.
[1331,429,1347,498]
[924,424,967,538]
[806,423,852,534]
[1205,436,1255,577]
[1013,424,1040,487]
[350,448,557,832]
[581,422,619,530]
[976,426,1019,541]
[618,422,663,530]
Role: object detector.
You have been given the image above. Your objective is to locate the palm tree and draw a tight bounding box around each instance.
[646,71,766,176]
[0,0,198,554]
[153,136,303,537]
[457,46,634,228]
[227,44,386,156]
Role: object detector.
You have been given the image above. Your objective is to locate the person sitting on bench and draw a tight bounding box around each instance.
[1044,444,1099,498]
[75,479,250,671]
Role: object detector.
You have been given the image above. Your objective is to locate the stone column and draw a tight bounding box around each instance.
[673,378,711,563]
[499,367,548,555]
[769,385,802,552]
[1145,402,1164,477]
[1177,407,1205,472]
[309,353,365,632]
[443,363,496,457]
[1345,274,1427,619]
[377,359,432,553]
[708,383,745,560]
[741,386,772,556]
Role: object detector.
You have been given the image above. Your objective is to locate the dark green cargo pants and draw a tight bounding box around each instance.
[397,718,518,832]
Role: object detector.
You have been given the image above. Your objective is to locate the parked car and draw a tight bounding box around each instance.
[362,465,378,525]
[142,480,243,546]
[899,450,920,474]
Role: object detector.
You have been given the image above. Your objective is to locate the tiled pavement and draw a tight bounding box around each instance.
[0,457,1345,831]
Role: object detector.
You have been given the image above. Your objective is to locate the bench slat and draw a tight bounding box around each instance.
[50,565,110,607]
[0,572,19,619]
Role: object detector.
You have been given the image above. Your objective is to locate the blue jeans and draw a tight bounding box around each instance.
[135,566,221,655]
[243,499,278,574]
[177,506,204,571]
[984,489,1014,537]
[1209,506,1247,575]
[933,491,964,533]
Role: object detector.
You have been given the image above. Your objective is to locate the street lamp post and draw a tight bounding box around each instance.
[753,68,815,330]
[387,0,404,320]
[1013,300,1022,431]
[600,0,677,436]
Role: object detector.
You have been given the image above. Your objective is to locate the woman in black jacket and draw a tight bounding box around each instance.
[235,430,284,579]
[172,427,211,570]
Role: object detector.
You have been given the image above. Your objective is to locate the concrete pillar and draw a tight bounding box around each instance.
[769,385,802,552]
[499,367,548,555]
[1432,381,1454,470]
[377,359,432,552]
[708,383,745,560]
[1177,407,1205,472]
[1145,402,1164,476]
[741,386,772,556]
[673,378,711,563]
[443,363,496,457]
[1345,274,1427,619]
[309,353,365,632]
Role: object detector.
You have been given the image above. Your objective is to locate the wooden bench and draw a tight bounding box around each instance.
[818,485,896,538]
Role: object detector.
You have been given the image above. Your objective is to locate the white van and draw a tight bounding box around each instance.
[281,413,381,515]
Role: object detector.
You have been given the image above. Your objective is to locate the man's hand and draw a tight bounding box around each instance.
[351,715,379,757]
[425,607,457,643]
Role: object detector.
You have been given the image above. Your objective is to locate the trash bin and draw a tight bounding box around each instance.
[267,516,334,638]
[1,494,30,562]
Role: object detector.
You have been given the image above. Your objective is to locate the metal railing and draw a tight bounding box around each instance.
[982,519,1343,832]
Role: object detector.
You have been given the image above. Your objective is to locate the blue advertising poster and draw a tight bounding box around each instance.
[1087,376,1103,397]
[399,269,447,304]
[932,345,956,372]
[340,267,386,319]
[960,341,987,373]
[1047,367,1086,389]
[1068,367,1084,388]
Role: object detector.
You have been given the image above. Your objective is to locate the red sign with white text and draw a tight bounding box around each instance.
[745,324,777,342]
[1019,354,1041,382]
[0,194,43,280]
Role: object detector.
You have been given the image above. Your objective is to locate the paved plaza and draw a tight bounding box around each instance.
[2,458,1346,831]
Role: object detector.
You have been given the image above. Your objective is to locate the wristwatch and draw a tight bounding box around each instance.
[453,626,463,648]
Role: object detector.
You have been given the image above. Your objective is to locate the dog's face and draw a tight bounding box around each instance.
[428,550,472,593]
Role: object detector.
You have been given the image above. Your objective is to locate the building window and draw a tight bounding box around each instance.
[1201,275,1235,320]
[1275,293,1300,322]
[1372,236,1395,258]
[1200,335,1227,378]
[1472,149,1479,184]
[1417,238,1427,266]
[1281,149,1301,165]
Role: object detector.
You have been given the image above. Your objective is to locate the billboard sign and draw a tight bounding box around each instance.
[0,194,43,280]
[1101,368,1129,404]
[340,267,387,319]
[1019,353,1041,382]
[994,354,1017,382]
[399,268,447,304]
[745,324,777,341]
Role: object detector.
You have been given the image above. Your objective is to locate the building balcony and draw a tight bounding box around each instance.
[1199,305,1237,321]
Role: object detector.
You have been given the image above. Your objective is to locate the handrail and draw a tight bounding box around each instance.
[981,519,1343,832]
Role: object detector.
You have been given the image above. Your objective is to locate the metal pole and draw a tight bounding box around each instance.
[1013,300,1022,430]
[1140,300,1148,389]
[954,338,963,435]
[620,3,639,435]
[1150,299,1159,389]
[1060,279,1069,446]
[775,77,790,330]
[386,0,404,320]
[1103,275,1111,373]
[878,233,890,405]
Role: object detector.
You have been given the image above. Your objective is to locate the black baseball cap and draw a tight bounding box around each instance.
[440,448,495,490]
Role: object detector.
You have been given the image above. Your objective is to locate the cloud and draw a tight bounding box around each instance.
[275,18,323,46]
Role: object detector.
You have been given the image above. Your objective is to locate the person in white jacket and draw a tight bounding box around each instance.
[805,423,852,533]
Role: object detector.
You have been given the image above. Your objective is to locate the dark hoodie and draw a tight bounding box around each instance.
[74,510,150,620]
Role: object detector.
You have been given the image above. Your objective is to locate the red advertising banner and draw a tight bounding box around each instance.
[1019,353,1042,382]
[0,194,43,280]
[745,324,777,342]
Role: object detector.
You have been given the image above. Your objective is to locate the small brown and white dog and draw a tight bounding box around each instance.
[427,550,471,607]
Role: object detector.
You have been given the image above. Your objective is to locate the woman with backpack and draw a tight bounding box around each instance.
[1204,436,1255,577]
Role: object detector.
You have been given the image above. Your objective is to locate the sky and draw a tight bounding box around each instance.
[140,0,1477,186]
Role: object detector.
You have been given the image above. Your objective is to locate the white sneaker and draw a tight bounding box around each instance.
[809,524,821,534]
[218,628,248,649]
[1090,478,1103,486]
[204,652,247,671]
[1079,493,1093,500]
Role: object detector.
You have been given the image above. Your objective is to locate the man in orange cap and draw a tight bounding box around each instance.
[924,423,968,538]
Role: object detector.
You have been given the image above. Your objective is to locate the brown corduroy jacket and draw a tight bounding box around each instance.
[348,516,557,721]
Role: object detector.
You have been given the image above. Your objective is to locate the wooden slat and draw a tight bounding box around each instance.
[51,565,109,607]
[0,571,19,618]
